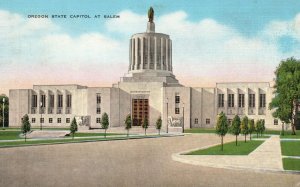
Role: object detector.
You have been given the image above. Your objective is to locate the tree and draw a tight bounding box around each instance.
[269,57,300,135]
[229,115,241,146]
[215,112,228,151]
[70,117,78,139]
[142,118,149,135]
[21,114,31,142]
[240,116,249,142]
[255,120,261,138]
[101,113,109,138]
[248,119,255,140]
[0,95,9,128]
[156,116,162,135]
[125,114,132,137]
[261,119,266,136]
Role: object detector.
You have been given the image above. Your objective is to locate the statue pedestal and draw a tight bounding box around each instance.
[147,22,155,33]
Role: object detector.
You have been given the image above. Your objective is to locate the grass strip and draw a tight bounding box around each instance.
[186,140,264,155]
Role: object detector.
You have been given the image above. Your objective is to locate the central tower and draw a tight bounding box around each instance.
[128,7,173,74]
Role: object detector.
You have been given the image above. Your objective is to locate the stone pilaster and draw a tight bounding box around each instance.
[166,38,169,71]
[154,37,157,70]
[141,37,144,69]
[134,38,138,70]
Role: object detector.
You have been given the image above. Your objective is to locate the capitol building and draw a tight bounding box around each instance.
[9,9,281,131]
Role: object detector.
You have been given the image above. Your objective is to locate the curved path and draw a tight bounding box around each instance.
[0,134,299,187]
[173,136,283,172]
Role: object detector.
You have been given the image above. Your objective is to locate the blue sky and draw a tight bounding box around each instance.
[0,0,300,94]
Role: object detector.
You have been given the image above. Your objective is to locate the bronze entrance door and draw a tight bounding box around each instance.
[132,99,149,126]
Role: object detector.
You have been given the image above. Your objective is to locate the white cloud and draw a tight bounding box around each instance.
[263,13,300,41]
[1,9,300,95]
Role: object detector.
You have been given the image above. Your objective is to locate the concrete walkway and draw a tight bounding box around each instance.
[173,135,284,172]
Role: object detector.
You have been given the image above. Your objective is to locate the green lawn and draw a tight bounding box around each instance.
[0,131,22,140]
[251,135,270,139]
[281,141,300,156]
[280,130,300,139]
[0,135,164,148]
[186,140,264,155]
[184,128,215,133]
[282,158,300,171]
[74,133,122,137]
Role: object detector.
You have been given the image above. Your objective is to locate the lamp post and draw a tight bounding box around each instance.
[40,101,43,130]
[182,102,185,133]
[166,97,169,133]
[2,98,5,129]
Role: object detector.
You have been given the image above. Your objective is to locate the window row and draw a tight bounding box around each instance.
[193,118,211,125]
[218,94,266,108]
[31,118,70,124]
[31,94,72,108]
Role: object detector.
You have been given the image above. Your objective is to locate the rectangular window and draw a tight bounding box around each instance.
[49,118,53,123]
[175,95,180,104]
[49,95,54,108]
[238,94,245,108]
[274,119,278,125]
[96,118,101,123]
[228,94,234,107]
[206,118,210,124]
[58,95,63,108]
[96,94,101,104]
[66,118,70,123]
[57,118,61,123]
[67,94,72,108]
[41,95,46,108]
[96,107,101,114]
[218,94,224,107]
[259,94,266,108]
[175,107,180,114]
[32,95,37,107]
[249,94,255,108]
[194,118,198,124]
[32,118,36,123]
[40,118,44,123]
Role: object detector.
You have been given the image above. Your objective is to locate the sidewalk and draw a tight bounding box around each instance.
[172,135,284,172]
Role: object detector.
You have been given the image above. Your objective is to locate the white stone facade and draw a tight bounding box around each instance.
[9,18,282,131]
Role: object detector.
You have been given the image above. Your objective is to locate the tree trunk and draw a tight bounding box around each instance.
[291,99,297,135]
[25,133,26,142]
[159,129,160,135]
[281,123,285,136]
[221,136,223,151]
[105,129,107,138]
[72,133,74,140]
[127,129,129,137]
[245,134,246,143]
[145,128,146,136]
[236,135,237,146]
[257,132,258,138]
[250,133,252,140]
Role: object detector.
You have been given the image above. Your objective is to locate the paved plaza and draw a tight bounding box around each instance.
[0,134,299,187]
[173,135,284,172]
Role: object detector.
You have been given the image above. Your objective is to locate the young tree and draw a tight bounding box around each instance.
[215,112,228,151]
[156,116,162,135]
[101,113,109,138]
[255,120,261,138]
[229,115,241,146]
[142,118,149,135]
[21,114,31,142]
[70,117,78,139]
[0,95,9,128]
[248,119,255,140]
[125,114,132,137]
[269,57,300,135]
[261,119,266,136]
[240,116,249,142]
